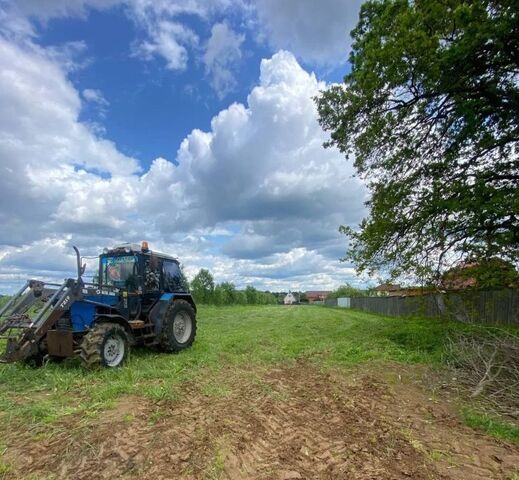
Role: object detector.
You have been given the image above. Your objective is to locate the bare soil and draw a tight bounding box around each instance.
[4,362,519,480]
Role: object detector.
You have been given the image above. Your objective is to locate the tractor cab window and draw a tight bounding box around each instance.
[101,256,137,289]
[163,261,182,292]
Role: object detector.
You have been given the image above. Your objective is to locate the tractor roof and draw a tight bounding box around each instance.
[106,243,178,262]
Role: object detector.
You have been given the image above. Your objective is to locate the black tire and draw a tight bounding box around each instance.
[160,300,197,353]
[80,322,129,369]
[47,355,66,364]
[23,338,48,367]
[23,353,45,368]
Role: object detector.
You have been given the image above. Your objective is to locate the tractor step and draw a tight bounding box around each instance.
[129,320,145,329]
[129,320,154,330]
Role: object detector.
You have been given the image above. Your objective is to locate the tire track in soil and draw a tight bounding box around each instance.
[4,362,519,480]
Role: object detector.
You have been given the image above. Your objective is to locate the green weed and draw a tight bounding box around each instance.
[200,381,232,398]
[462,409,519,444]
[147,408,166,425]
[123,414,135,424]
[205,436,230,480]
[0,441,12,479]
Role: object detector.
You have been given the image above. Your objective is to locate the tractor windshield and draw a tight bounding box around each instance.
[101,255,137,289]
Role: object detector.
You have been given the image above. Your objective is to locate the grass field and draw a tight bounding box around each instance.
[0,305,469,417]
[1,305,518,479]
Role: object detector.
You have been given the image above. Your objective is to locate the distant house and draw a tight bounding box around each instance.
[305,291,331,303]
[398,287,430,297]
[284,292,297,305]
[373,283,402,297]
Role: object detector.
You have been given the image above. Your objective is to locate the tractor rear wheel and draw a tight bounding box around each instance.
[80,323,129,369]
[160,300,197,353]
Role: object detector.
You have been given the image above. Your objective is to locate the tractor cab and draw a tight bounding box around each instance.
[99,241,186,294]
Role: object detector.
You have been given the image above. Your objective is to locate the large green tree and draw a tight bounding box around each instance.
[190,269,215,304]
[316,0,519,282]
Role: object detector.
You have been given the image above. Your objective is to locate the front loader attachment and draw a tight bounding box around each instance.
[0,278,82,363]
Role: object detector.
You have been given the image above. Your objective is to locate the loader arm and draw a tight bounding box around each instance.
[0,278,84,363]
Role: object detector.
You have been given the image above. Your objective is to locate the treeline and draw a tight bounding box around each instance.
[189,269,278,305]
[327,284,369,299]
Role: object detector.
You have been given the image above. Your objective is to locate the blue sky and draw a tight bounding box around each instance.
[38,7,260,163]
[0,0,369,293]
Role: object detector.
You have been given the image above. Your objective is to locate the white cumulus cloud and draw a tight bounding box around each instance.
[0,21,366,291]
[82,88,109,105]
[132,20,199,71]
[203,22,245,98]
[0,33,139,247]
[173,50,365,231]
[255,0,363,65]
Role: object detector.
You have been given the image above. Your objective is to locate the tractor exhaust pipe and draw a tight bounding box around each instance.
[73,246,85,279]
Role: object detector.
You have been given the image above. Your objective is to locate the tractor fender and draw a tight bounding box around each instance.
[93,314,135,345]
[161,293,197,313]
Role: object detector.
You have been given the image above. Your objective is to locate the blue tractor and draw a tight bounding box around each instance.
[0,242,197,368]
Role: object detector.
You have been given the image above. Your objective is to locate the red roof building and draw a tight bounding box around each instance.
[373,283,402,296]
[305,291,331,303]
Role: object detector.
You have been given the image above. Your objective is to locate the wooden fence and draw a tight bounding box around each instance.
[347,289,519,325]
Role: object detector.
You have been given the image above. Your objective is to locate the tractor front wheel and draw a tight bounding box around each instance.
[160,300,197,353]
[80,323,129,369]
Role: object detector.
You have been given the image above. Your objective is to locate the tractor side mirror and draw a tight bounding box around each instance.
[81,263,86,275]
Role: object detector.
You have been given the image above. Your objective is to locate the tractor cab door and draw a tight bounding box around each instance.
[141,254,162,316]
[127,257,142,318]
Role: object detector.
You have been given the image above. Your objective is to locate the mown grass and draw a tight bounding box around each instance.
[0,305,517,444]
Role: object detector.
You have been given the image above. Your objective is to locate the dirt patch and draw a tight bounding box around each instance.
[3,362,519,480]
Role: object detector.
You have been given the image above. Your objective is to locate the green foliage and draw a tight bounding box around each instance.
[328,283,367,298]
[190,268,215,304]
[245,285,258,304]
[189,269,277,305]
[316,0,519,282]
[219,281,237,305]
